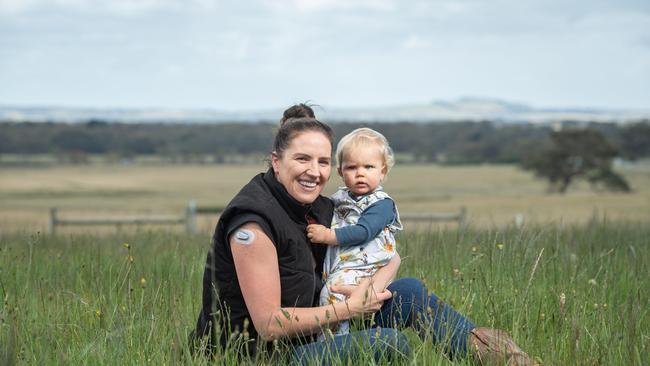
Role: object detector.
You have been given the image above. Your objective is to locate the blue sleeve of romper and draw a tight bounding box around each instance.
[334,199,396,247]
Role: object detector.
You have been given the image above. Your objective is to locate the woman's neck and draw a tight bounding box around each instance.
[263,168,312,224]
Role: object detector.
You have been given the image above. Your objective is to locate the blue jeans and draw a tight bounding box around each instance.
[291,278,475,365]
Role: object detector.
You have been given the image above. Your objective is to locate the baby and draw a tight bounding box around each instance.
[307,127,402,338]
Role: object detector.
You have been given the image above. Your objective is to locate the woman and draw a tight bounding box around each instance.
[192,104,538,365]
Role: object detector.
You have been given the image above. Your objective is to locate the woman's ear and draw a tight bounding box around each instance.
[271,152,280,174]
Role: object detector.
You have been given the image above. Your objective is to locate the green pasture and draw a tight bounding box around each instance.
[1,163,649,233]
[1,223,648,365]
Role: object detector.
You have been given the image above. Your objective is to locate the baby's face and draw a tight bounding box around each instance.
[338,146,386,196]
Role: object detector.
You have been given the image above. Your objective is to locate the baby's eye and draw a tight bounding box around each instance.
[365,165,375,169]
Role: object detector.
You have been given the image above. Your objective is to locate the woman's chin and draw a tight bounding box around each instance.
[292,187,322,204]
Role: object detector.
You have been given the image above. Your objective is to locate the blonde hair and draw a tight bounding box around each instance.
[336,128,395,172]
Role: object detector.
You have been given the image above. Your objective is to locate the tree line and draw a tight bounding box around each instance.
[1,119,649,164]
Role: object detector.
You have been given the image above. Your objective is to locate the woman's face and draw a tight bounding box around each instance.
[271,130,332,204]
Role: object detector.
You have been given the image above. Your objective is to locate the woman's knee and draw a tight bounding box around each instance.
[375,278,429,328]
[387,278,428,303]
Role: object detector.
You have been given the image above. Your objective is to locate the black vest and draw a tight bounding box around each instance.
[193,169,333,355]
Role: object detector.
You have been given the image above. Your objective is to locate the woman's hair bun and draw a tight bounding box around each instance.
[271,103,333,165]
[280,103,316,126]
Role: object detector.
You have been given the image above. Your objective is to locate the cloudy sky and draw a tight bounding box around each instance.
[1,0,648,110]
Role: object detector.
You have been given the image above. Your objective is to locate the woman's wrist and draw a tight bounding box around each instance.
[331,299,355,321]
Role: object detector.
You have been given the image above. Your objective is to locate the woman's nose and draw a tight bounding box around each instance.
[306,160,319,175]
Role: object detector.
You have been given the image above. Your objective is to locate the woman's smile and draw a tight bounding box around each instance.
[298,179,318,188]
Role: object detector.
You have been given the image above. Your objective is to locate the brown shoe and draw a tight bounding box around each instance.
[469,328,541,366]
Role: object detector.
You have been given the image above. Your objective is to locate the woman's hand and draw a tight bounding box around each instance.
[330,277,392,317]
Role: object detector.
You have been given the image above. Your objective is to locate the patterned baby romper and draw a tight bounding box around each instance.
[318,187,402,339]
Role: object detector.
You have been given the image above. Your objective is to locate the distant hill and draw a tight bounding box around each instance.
[1,98,648,124]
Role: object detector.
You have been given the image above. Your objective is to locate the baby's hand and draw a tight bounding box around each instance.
[307,224,337,245]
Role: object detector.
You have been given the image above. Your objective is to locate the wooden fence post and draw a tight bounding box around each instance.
[49,207,58,235]
[186,200,197,235]
[458,206,467,229]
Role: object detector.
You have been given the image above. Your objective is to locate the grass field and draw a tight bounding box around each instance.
[1,162,649,233]
[1,162,648,364]
[1,223,648,365]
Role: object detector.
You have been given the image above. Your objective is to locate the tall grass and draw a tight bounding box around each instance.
[1,221,648,365]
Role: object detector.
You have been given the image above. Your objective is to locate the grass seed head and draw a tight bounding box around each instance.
[281,308,291,320]
[588,279,598,286]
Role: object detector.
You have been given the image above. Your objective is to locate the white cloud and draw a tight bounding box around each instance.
[0,0,39,15]
[290,0,395,13]
[402,34,431,50]
[0,0,220,16]
[442,2,470,14]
